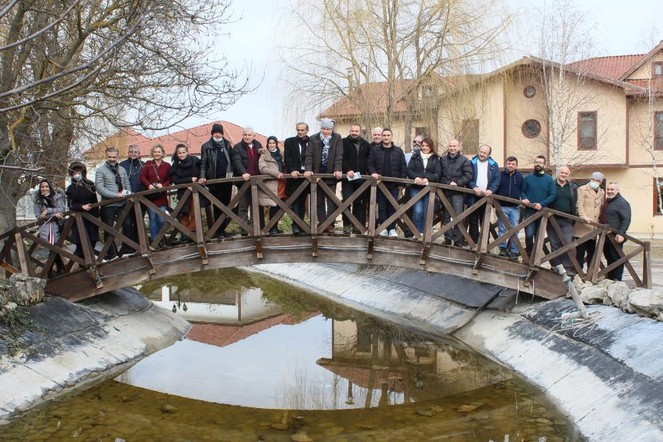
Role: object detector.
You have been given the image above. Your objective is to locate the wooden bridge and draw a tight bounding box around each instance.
[0,175,651,302]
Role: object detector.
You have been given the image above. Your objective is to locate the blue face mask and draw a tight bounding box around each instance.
[589,181,599,190]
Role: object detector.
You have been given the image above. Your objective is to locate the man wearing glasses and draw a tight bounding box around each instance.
[520,155,556,257]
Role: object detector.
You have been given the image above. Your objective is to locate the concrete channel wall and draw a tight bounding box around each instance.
[249,262,663,442]
[0,288,190,423]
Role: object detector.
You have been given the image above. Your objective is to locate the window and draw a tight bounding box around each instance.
[523,85,536,98]
[522,119,541,138]
[414,126,428,137]
[460,119,479,151]
[653,62,663,78]
[578,111,597,150]
[654,178,663,215]
[655,112,663,150]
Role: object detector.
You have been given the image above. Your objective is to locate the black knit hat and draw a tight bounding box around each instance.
[211,123,224,135]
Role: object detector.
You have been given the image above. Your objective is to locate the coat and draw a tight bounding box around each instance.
[407,152,441,183]
[66,178,100,246]
[258,148,283,207]
[140,160,171,207]
[33,188,66,244]
[367,144,407,178]
[199,137,232,180]
[305,132,343,175]
[95,161,131,206]
[342,135,371,174]
[284,135,310,196]
[573,183,605,237]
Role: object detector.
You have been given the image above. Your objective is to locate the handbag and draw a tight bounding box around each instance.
[146,163,163,200]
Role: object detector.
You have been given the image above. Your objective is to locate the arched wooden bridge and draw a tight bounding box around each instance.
[0,175,651,302]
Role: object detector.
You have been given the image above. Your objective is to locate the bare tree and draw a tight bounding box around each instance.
[282,0,510,146]
[0,0,251,232]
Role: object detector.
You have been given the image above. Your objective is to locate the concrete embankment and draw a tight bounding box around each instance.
[0,288,190,422]
[250,262,663,442]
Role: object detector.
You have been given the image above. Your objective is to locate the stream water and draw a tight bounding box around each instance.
[0,268,581,441]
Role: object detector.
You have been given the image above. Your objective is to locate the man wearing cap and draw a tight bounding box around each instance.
[232,126,264,235]
[199,123,234,238]
[600,182,631,281]
[284,122,311,235]
[573,172,605,271]
[341,123,371,233]
[305,118,343,234]
[546,165,577,274]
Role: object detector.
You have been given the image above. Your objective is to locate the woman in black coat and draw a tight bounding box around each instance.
[66,161,100,260]
[168,143,201,243]
[406,138,441,235]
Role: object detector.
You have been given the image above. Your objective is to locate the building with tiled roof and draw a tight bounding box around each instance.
[84,120,268,162]
[319,41,663,236]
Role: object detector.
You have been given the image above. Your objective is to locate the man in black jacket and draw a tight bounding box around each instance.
[283,122,310,235]
[439,138,473,246]
[601,181,631,281]
[341,123,371,233]
[232,127,264,235]
[199,123,233,238]
[367,128,407,237]
[118,144,144,255]
[305,119,343,234]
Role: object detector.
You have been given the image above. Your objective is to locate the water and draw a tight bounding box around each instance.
[0,269,581,441]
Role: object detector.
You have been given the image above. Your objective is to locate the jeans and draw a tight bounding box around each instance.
[148,205,168,240]
[377,183,399,231]
[498,205,521,254]
[524,209,542,256]
[410,187,430,234]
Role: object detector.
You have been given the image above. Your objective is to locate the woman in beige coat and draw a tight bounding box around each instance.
[258,136,285,234]
[572,172,605,270]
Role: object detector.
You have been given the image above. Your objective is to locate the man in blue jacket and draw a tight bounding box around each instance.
[521,155,556,257]
[467,144,500,244]
[495,156,523,258]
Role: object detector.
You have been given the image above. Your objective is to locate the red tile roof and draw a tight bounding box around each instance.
[84,121,268,161]
[566,54,647,80]
[319,81,411,119]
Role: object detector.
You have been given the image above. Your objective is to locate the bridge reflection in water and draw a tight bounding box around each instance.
[0,175,651,301]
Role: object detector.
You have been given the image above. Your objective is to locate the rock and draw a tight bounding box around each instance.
[606,282,630,309]
[7,274,46,306]
[457,403,484,413]
[291,430,313,441]
[270,423,289,430]
[627,289,663,318]
[160,404,177,413]
[572,275,592,294]
[579,286,607,305]
[416,409,437,417]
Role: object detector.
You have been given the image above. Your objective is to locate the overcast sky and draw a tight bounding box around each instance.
[160,0,662,141]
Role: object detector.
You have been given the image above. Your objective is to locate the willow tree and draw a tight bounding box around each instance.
[282,0,510,145]
[0,0,250,232]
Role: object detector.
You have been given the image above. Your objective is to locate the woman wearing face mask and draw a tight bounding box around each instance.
[33,178,66,277]
[66,162,100,260]
[168,144,201,244]
[140,144,171,247]
[406,137,441,235]
[258,136,285,235]
[573,171,605,270]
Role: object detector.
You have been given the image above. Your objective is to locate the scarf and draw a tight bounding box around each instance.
[321,134,331,167]
[108,162,123,192]
[421,152,432,169]
[270,148,284,172]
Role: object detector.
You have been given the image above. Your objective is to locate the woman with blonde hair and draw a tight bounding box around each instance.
[140,144,171,246]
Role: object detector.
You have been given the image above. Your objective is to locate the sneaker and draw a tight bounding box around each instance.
[379,229,388,237]
[389,229,398,237]
[498,248,509,257]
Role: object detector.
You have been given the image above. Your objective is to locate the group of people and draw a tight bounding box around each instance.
[32,119,631,281]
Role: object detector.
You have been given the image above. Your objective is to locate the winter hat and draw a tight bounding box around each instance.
[320,118,335,129]
[590,172,604,182]
[211,123,224,135]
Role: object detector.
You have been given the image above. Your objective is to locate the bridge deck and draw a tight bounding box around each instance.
[0,175,650,302]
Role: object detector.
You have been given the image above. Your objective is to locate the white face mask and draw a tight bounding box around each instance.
[213,136,223,143]
[589,181,599,190]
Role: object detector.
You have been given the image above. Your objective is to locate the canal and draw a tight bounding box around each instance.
[0,268,581,441]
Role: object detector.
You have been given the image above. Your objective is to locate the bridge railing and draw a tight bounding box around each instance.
[0,175,651,289]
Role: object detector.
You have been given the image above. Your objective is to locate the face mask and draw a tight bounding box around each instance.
[73,173,82,180]
[213,137,223,143]
[589,181,599,190]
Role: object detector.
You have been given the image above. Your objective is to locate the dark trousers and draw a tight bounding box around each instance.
[576,237,597,270]
[443,192,466,243]
[287,178,309,233]
[468,210,483,244]
[546,216,574,270]
[315,179,338,227]
[209,182,233,233]
[100,204,131,259]
[604,240,625,281]
[341,179,366,231]
[377,183,399,231]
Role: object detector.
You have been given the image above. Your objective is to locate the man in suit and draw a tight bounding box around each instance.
[341,123,371,233]
[283,122,310,235]
[231,126,264,235]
